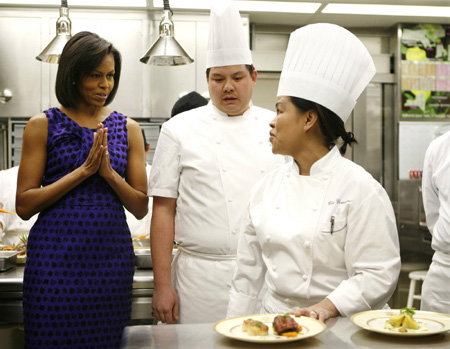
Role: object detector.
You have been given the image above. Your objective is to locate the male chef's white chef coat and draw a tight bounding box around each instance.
[421,130,450,313]
[148,101,285,323]
[0,166,37,246]
[227,147,401,318]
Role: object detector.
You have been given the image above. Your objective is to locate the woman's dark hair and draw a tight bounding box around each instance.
[290,96,357,155]
[55,31,122,109]
[206,64,254,79]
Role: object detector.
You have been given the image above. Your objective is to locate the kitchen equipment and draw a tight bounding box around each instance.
[36,0,72,63]
[0,208,15,214]
[140,0,193,66]
[132,234,150,248]
[134,249,152,269]
[134,248,177,269]
[0,251,22,272]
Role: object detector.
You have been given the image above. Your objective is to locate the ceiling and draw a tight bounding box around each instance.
[168,0,450,30]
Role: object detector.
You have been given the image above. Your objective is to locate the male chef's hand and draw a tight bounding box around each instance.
[152,284,179,324]
[291,298,340,323]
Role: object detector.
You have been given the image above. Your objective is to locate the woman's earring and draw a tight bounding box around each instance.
[72,81,76,85]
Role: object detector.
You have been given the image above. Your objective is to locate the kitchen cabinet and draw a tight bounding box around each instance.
[0,12,42,117]
[0,8,150,118]
[47,10,150,118]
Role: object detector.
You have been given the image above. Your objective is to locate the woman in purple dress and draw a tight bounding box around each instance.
[16,31,148,348]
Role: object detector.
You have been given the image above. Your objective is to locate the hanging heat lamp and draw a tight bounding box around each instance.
[36,0,72,63]
[140,0,194,66]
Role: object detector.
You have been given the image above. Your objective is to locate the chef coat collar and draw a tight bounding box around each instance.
[209,100,254,118]
[292,146,341,176]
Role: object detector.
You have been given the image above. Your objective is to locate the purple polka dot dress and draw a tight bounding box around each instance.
[23,108,135,349]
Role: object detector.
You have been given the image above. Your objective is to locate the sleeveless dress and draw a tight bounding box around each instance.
[23,108,135,349]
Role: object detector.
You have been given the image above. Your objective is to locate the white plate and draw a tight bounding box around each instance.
[213,313,326,343]
[351,309,450,337]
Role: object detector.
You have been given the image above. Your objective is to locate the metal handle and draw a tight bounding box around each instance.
[0,89,13,103]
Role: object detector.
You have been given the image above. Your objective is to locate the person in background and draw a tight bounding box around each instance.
[149,1,285,324]
[0,166,37,246]
[125,130,153,242]
[421,128,450,313]
[227,23,401,322]
[16,31,148,348]
[171,91,208,118]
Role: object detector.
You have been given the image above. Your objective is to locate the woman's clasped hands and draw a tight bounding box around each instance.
[83,123,112,177]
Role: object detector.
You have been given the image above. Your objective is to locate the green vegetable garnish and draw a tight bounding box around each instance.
[281,313,291,318]
[400,307,416,316]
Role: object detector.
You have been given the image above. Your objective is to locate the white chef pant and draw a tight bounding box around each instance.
[172,249,236,324]
[421,251,450,314]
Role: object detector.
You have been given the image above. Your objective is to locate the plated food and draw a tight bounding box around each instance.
[385,307,424,333]
[351,309,450,337]
[214,313,326,343]
[0,234,27,264]
[242,319,269,336]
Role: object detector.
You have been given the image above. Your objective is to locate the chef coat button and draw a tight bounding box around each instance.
[302,274,308,280]
[228,198,233,203]
[286,173,291,178]
[266,235,271,241]
[284,298,290,303]
[259,140,264,144]
[232,229,237,235]
[323,176,329,181]
[275,206,280,210]
[304,241,310,248]
[272,265,277,272]
[223,168,227,172]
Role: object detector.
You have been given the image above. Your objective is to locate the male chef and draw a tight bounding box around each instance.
[148,1,285,324]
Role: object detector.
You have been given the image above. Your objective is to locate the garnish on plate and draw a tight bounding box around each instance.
[385,307,427,333]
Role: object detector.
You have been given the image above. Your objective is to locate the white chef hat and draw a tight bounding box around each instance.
[206,0,252,68]
[277,23,376,122]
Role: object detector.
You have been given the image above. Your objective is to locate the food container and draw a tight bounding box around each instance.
[134,249,152,269]
[0,251,22,272]
[134,248,177,269]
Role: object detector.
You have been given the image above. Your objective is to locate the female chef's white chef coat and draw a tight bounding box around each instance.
[148,102,285,323]
[0,166,37,246]
[227,147,401,318]
[421,130,450,313]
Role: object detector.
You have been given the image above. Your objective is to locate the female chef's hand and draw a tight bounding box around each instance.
[81,123,106,176]
[291,298,340,323]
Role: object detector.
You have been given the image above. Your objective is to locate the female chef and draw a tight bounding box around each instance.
[227,23,401,322]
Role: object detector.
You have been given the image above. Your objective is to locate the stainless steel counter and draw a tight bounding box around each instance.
[0,266,155,324]
[0,266,154,286]
[120,317,450,349]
